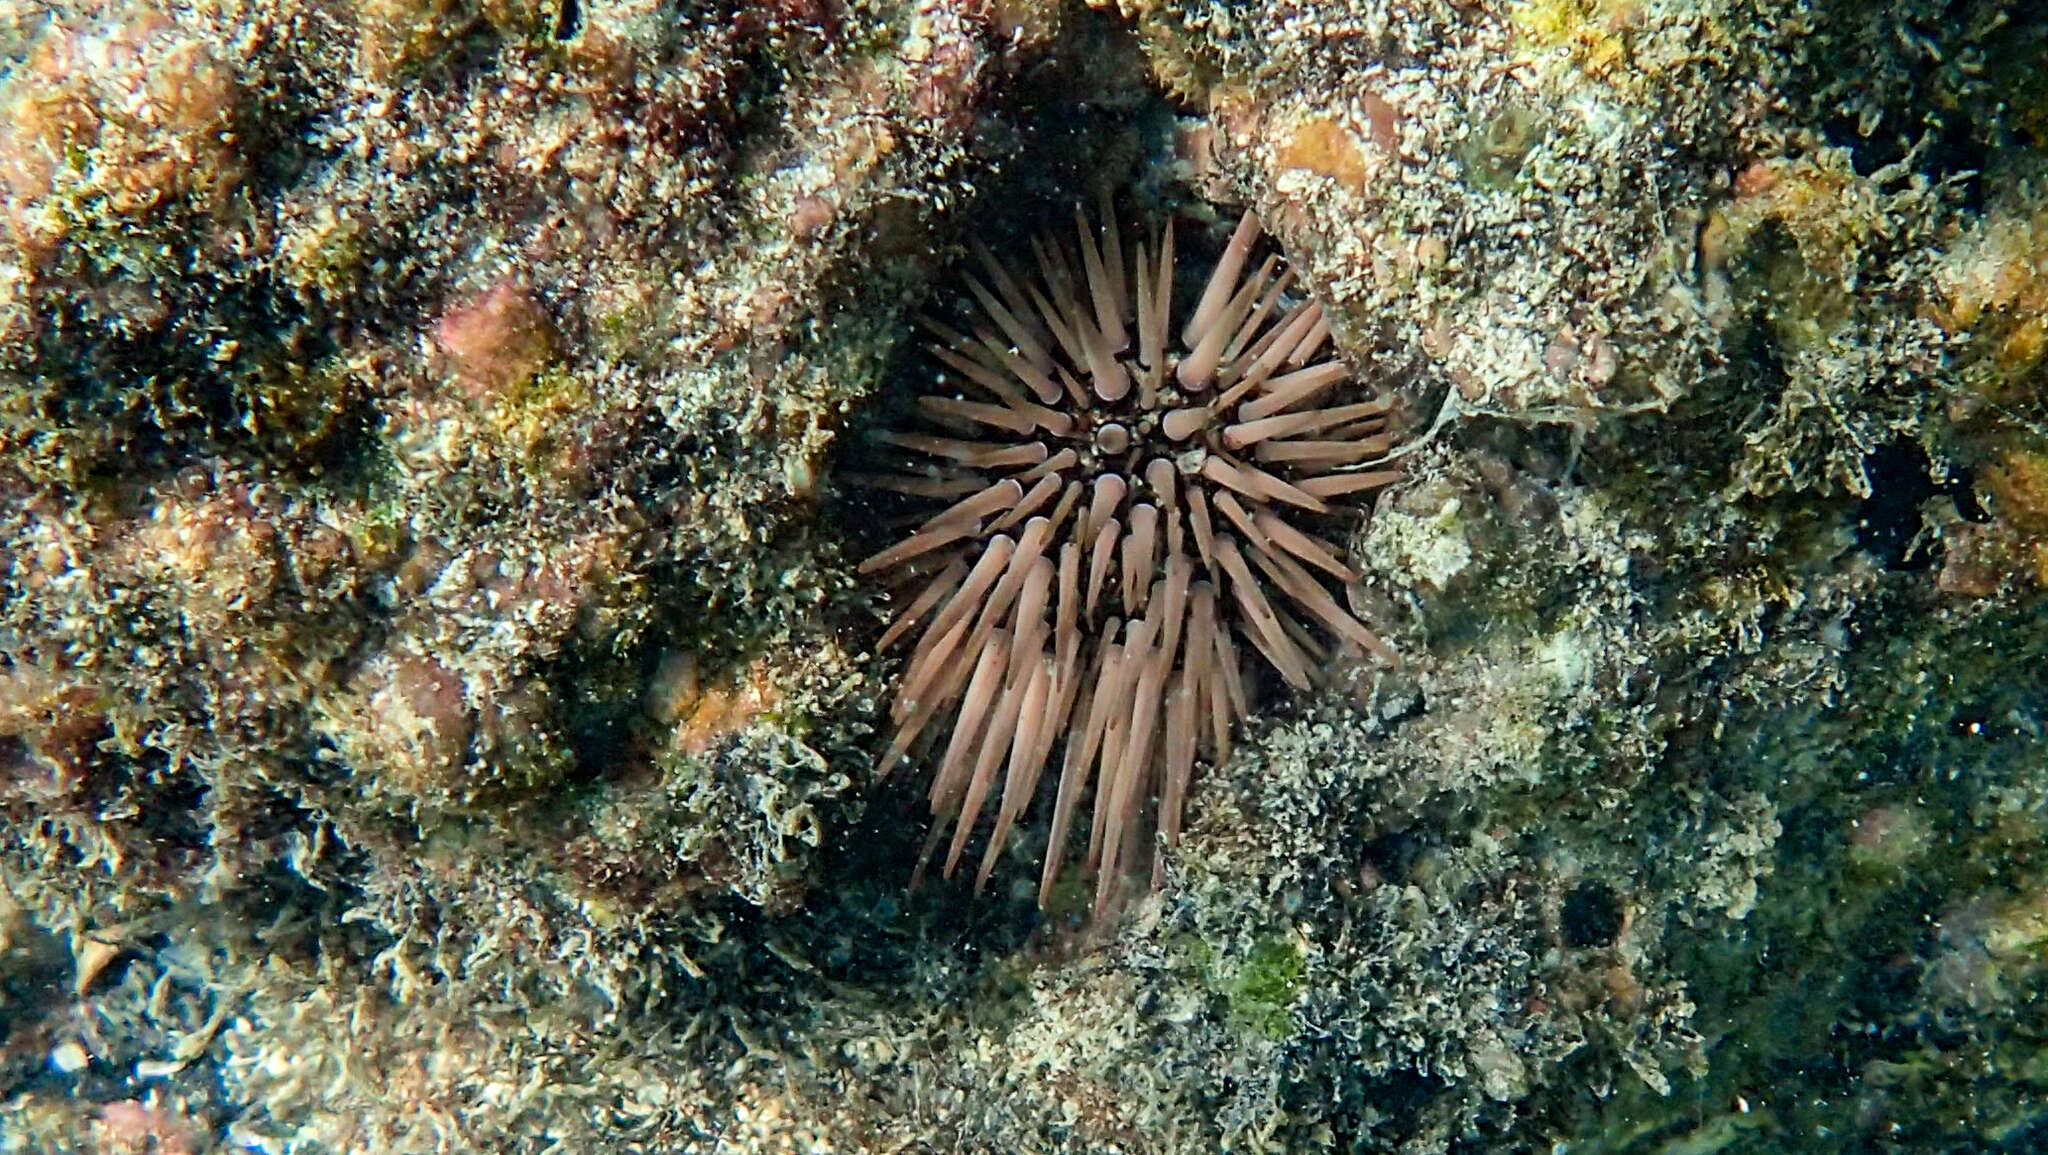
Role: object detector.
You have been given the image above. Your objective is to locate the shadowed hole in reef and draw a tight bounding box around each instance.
[1359,828,1433,886]
[1853,439,1979,571]
[832,9,1284,923]
[1560,880,1623,949]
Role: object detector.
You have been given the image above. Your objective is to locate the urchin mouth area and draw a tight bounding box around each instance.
[1044,385,1188,475]
[849,201,1400,919]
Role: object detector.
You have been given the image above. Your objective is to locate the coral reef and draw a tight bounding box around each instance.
[1,0,2045,1151]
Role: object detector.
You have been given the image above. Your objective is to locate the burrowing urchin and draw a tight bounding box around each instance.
[852,203,1401,918]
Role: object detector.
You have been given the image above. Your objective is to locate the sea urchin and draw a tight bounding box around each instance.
[854,205,1400,917]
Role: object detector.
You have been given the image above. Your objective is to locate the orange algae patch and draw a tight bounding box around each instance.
[1932,206,2048,397]
[1276,117,1372,194]
[648,654,785,756]
[435,283,559,399]
[1986,448,2048,536]
[0,8,243,256]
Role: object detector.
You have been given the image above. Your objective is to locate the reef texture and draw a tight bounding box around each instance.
[0,0,2045,1151]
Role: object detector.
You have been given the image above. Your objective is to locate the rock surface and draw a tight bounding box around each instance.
[2,0,2045,1151]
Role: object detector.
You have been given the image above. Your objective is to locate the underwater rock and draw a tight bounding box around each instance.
[0,0,2044,1151]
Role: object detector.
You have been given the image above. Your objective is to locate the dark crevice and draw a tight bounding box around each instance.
[1561,880,1624,949]
[1853,439,1978,572]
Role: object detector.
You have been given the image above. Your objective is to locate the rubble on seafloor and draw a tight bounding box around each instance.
[2,0,2046,1150]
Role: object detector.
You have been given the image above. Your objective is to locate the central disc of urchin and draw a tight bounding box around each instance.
[853,205,1400,918]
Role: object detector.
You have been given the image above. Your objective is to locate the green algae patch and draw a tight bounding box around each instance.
[1231,934,1307,1039]
[1461,104,1547,190]
[1183,931,1307,1041]
[490,367,592,469]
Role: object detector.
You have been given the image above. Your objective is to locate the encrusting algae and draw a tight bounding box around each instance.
[854,204,1401,915]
